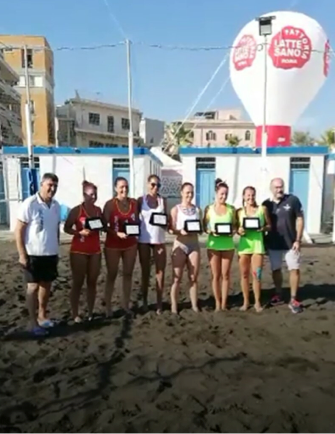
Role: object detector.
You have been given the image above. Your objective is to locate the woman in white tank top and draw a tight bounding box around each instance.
[169,182,201,314]
[138,174,167,314]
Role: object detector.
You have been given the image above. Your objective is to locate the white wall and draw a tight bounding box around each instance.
[140,118,165,147]
[322,159,335,231]
[6,153,153,230]
[181,156,196,186]
[181,153,325,235]
[6,157,21,231]
[307,156,324,233]
[215,155,290,207]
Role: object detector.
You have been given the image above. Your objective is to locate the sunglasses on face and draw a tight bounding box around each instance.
[151,182,161,189]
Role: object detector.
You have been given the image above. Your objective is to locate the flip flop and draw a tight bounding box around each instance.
[32,326,49,337]
[38,319,55,328]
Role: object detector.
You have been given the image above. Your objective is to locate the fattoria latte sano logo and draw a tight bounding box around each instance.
[268,26,312,69]
[232,35,257,71]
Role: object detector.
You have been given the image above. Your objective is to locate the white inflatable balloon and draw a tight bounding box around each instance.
[230,11,330,147]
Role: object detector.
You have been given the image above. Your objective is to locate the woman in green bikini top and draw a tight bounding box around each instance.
[237,186,271,313]
[203,178,236,312]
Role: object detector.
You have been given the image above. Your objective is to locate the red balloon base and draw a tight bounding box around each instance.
[255,125,291,147]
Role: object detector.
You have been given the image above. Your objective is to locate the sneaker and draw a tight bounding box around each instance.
[38,319,55,328]
[270,294,284,306]
[288,299,303,314]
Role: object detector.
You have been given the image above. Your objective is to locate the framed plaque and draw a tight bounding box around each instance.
[184,219,201,234]
[149,212,168,227]
[124,223,140,236]
[214,222,232,235]
[243,217,260,230]
[85,217,104,231]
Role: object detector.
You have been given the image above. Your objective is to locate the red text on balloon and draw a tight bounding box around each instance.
[323,40,330,77]
[232,35,257,71]
[269,26,312,69]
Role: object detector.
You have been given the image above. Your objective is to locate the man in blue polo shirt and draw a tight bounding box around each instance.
[263,177,304,314]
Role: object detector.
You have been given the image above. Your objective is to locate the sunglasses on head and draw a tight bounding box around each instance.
[151,182,161,189]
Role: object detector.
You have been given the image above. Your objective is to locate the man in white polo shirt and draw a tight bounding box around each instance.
[15,172,61,336]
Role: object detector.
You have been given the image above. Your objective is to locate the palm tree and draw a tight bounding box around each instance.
[291,130,314,146]
[227,135,241,147]
[163,122,193,155]
[318,128,335,148]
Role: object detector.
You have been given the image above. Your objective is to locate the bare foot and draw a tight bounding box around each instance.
[215,306,221,313]
[171,308,178,315]
[221,305,228,311]
[156,309,163,315]
[254,303,263,313]
[192,306,199,313]
[239,304,249,312]
[74,316,82,324]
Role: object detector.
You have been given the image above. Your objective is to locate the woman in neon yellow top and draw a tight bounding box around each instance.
[203,178,236,312]
[237,186,271,313]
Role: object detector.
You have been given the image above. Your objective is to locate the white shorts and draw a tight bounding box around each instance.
[268,249,301,271]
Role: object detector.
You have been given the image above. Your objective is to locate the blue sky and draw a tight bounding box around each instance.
[1,0,334,136]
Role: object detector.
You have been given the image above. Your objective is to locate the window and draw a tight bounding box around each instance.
[113,158,129,169]
[196,157,215,169]
[31,76,43,87]
[19,76,25,87]
[105,143,118,148]
[89,112,100,126]
[21,48,33,68]
[290,157,310,170]
[225,133,232,140]
[205,130,216,141]
[31,121,35,134]
[30,100,35,114]
[107,116,114,133]
[20,157,40,168]
[245,130,251,141]
[89,140,104,148]
[121,118,130,130]
[18,75,43,88]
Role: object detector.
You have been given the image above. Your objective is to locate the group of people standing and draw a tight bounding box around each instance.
[15,172,304,336]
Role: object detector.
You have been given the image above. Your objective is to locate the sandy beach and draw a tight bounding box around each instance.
[1,239,335,433]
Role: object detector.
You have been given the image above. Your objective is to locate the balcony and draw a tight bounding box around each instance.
[0,114,22,145]
[0,102,21,126]
[0,52,19,84]
[0,78,21,104]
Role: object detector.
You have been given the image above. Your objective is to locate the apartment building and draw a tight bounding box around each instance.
[181,109,255,147]
[0,35,55,146]
[139,118,165,147]
[0,50,22,145]
[56,96,142,148]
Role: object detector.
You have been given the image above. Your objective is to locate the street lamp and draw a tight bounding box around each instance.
[255,15,275,199]
[257,16,275,37]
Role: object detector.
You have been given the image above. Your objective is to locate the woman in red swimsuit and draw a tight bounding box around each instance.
[64,181,102,323]
[103,176,138,316]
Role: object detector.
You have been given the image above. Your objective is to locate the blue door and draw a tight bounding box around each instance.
[196,168,216,211]
[21,167,41,200]
[112,168,130,185]
[289,168,309,220]
[0,166,7,225]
